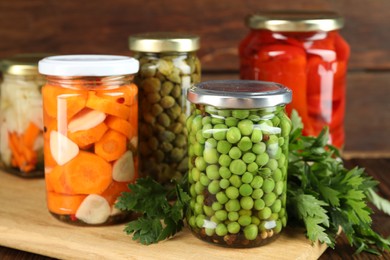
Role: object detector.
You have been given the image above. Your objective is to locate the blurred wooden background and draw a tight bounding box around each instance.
[0,0,389,154]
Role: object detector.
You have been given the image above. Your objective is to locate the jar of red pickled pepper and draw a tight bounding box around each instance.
[239,11,350,148]
[38,55,139,225]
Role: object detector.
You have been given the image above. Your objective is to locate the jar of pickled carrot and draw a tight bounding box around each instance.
[239,11,350,148]
[0,54,45,177]
[38,55,139,225]
[129,32,201,186]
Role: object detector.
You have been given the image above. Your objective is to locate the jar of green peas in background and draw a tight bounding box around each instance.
[186,80,292,248]
[129,32,201,185]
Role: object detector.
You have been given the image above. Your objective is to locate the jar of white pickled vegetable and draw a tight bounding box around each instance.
[186,80,292,248]
[39,55,140,225]
[0,54,46,177]
[129,32,201,186]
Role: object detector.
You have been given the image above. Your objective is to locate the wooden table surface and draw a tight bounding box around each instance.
[0,157,389,260]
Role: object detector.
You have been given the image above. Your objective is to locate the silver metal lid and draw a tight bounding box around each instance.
[187,80,292,109]
[246,11,344,32]
[129,32,200,52]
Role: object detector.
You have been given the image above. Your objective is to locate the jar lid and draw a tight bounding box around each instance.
[246,11,344,32]
[38,55,139,76]
[187,80,292,109]
[1,54,48,76]
[129,32,200,52]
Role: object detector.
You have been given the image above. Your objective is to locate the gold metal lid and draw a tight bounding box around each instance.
[1,54,49,76]
[246,11,344,32]
[129,32,200,52]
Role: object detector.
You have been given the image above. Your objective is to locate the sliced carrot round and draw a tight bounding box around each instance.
[68,122,108,148]
[47,191,86,215]
[46,151,112,195]
[105,116,135,140]
[95,130,127,162]
[101,181,130,206]
[96,84,138,106]
[86,91,130,120]
[42,84,88,119]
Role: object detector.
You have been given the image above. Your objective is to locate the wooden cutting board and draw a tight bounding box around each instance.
[0,171,327,260]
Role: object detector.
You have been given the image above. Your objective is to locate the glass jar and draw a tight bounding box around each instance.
[186,80,292,248]
[129,32,201,185]
[239,11,350,148]
[0,54,46,177]
[38,55,139,225]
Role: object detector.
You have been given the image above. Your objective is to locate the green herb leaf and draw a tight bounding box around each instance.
[367,188,390,216]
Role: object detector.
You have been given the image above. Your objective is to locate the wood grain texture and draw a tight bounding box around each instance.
[0,171,327,260]
[0,0,389,71]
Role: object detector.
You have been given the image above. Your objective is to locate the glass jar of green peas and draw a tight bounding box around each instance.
[186,80,292,248]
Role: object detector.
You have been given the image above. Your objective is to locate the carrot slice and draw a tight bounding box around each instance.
[8,131,37,172]
[96,84,138,106]
[95,130,127,162]
[23,122,41,148]
[105,116,135,140]
[47,191,86,215]
[42,84,87,119]
[101,181,130,206]
[47,151,112,195]
[68,122,108,148]
[86,91,130,120]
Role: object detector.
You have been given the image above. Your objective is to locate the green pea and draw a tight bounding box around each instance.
[219,179,230,189]
[227,222,240,234]
[251,176,264,189]
[218,109,231,117]
[273,168,283,182]
[204,148,218,164]
[195,157,206,172]
[263,178,275,193]
[212,201,223,211]
[211,117,224,125]
[186,114,194,130]
[281,216,287,227]
[225,199,240,212]
[238,137,253,152]
[229,175,242,188]
[280,116,291,137]
[258,207,272,220]
[252,142,266,155]
[240,196,254,210]
[217,140,232,154]
[228,147,242,160]
[251,216,260,225]
[216,191,229,204]
[226,186,239,199]
[190,184,196,197]
[260,167,272,178]
[251,189,264,200]
[194,182,204,194]
[215,210,228,221]
[226,127,241,144]
[206,165,220,180]
[200,173,211,186]
[202,116,211,125]
[191,168,201,182]
[278,137,285,146]
[205,138,217,148]
[213,124,227,140]
[269,213,279,221]
[266,158,278,171]
[238,215,252,226]
[225,117,238,127]
[244,224,258,240]
[208,180,220,194]
[193,143,204,157]
[205,228,215,236]
[256,153,269,166]
[228,212,239,221]
[202,124,213,138]
[241,172,254,184]
[194,203,203,215]
[277,154,286,168]
[271,199,282,213]
[196,195,204,204]
[191,115,202,132]
[275,181,284,195]
[239,183,253,197]
[219,166,231,179]
[219,154,232,167]
[203,205,214,217]
[254,199,265,210]
[274,219,282,234]
[264,192,277,206]
[215,223,228,236]
[205,105,218,115]
[239,209,252,216]
[230,159,246,175]
[232,110,249,119]
[196,130,206,144]
[238,119,254,136]
[242,152,256,164]
[247,162,259,173]
[188,215,196,227]
[195,214,205,228]
[251,129,263,143]
[248,114,261,122]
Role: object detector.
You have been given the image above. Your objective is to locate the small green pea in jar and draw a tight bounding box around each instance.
[186,80,292,248]
[129,32,201,185]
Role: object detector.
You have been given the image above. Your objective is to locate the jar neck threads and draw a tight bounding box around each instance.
[45,75,134,90]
